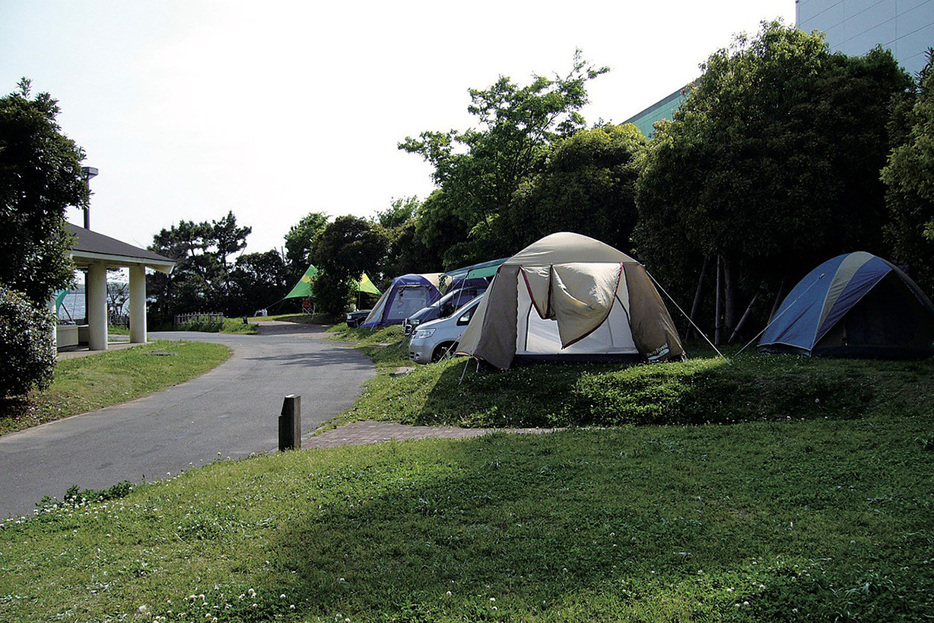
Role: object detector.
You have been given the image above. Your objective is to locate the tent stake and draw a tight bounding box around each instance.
[647,271,728,362]
[458,358,470,384]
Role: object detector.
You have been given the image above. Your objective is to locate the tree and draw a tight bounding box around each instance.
[635,22,912,339]
[400,52,608,262]
[376,197,436,277]
[284,211,329,282]
[507,123,647,253]
[212,210,251,297]
[412,190,474,270]
[147,213,252,323]
[883,50,934,292]
[312,216,388,317]
[0,284,56,397]
[0,78,86,305]
[229,249,289,316]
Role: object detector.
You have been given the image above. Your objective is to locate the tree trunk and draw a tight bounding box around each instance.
[686,257,708,340]
[714,255,722,345]
[722,255,741,336]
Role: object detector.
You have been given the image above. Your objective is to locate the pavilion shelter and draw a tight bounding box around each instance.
[63,223,175,351]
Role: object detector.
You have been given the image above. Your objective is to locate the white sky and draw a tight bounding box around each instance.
[1,1,796,255]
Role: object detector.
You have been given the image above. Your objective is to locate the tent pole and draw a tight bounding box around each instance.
[769,278,786,322]
[735,273,828,356]
[646,270,727,361]
[728,291,759,344]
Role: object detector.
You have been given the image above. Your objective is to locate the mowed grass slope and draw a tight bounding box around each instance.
[330,325,932,430]
[0,340,230,435]
[0,324,932,621]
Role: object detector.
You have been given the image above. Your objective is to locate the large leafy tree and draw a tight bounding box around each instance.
[0,79,86,305]
[400,52,608,264]
[283,211,329,282]
[228,249,289,316]
[883,50,934,292]
[635,22,911,338]
[412,189,473,270]
[311,216,388,317]
[507,123,646,253]
[377,197,436,277]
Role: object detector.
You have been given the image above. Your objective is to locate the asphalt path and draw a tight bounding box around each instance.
[0,322,376,520]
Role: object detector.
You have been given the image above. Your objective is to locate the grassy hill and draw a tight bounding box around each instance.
[0,325,931,622]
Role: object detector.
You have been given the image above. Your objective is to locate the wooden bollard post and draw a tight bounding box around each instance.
[279,395,301,451]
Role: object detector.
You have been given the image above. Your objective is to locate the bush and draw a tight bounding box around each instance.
[0,285,56,397]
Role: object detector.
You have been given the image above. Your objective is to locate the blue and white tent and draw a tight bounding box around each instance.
[360,273,442,328]
[758,252,934,358]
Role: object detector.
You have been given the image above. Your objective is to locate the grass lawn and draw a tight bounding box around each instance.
[0,340,231,435]
[0,323,931,621]
[1,418,931,621]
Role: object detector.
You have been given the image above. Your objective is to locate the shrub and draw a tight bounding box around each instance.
[0,284,56,397]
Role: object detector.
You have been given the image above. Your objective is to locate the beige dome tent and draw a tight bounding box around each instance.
[457,232,685,370]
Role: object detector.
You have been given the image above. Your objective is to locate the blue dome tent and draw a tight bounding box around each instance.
[360,273,442,328]
[758,252,934,358]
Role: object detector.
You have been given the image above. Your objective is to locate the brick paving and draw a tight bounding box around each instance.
[304,420,559,449]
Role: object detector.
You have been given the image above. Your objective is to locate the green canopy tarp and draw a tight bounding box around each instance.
[284,266,381,300]
[355,272,381,296]
[284,265,319,299]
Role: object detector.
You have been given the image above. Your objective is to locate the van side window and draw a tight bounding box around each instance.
[457,307,475,326]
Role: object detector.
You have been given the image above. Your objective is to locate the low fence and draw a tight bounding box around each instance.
[174,312,224,329]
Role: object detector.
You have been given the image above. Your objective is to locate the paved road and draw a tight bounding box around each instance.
[0,322,375,519]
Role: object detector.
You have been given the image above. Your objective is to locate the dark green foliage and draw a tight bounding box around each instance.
[378,197,437,277]
[147,211,253,323]
[0,284,55,397]
[636,23,912,338]
[228,249,289,316]
[508,124,647,253]
[283,211,329,283]
[883,50,934,292]
[312,215,388,317]
[0,79,84,305]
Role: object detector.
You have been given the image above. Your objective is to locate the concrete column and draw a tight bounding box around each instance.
[86,262,108,351]
[129,264,147,344]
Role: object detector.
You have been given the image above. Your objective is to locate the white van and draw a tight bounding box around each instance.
[408,295,483,364]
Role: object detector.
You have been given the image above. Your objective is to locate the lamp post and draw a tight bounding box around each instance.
[80,166,98,325]
[81,166,98,230]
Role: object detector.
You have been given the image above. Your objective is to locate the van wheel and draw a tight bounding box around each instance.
[431,342,457,363]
